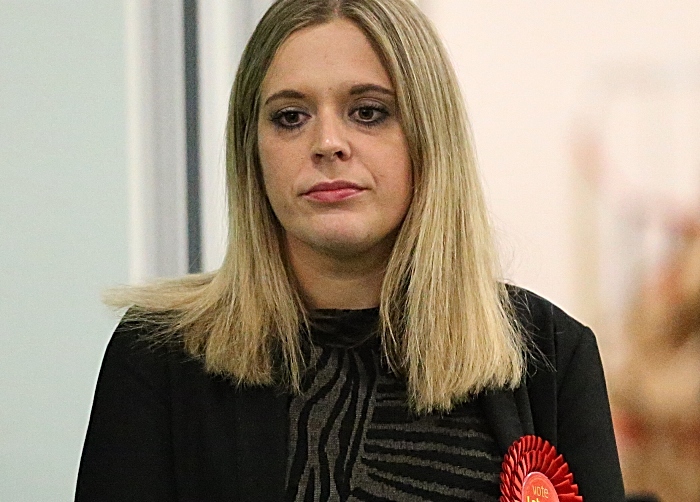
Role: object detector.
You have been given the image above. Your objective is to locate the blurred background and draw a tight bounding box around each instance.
[2,1,699,500]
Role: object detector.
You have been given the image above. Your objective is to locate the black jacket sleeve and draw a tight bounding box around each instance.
[554,318,625,502]
[521,288,625,501]
[510,287,625,501]
[75,322,176,501]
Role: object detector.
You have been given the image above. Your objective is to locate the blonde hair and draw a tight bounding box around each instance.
[107,0,526,412]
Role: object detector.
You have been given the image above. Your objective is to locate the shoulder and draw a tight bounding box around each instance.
[507,285,588,338]
[99,311,195,396]
[108,311,185,357]
[507,285,599,383]
[504,287,625,501]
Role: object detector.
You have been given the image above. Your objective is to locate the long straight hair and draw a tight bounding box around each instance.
[107,0,526,412]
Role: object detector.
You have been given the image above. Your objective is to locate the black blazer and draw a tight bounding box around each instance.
[75,288,625,501]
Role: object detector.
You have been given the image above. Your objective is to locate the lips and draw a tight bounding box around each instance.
[303,180,365,202]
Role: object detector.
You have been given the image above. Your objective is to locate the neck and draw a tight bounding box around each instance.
[286,237,391,310]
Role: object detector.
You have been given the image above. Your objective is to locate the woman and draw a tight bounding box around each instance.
[76,0,625,500]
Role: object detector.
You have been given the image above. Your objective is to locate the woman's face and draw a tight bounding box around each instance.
[258,19,412,263]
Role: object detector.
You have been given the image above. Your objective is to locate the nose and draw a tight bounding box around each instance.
[312,112,350,162]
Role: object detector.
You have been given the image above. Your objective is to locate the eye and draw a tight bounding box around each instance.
[270,108,308,130]
[351,104,389,126]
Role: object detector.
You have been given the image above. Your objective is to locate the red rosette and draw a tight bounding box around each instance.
[500,435,583,502]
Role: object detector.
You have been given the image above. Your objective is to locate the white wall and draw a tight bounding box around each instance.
[198,0,273,271]
[0,2,129,500]
[422,0,700,322]
[125,0,189,282]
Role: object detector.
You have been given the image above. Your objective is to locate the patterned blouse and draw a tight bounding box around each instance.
[285,308,502,502]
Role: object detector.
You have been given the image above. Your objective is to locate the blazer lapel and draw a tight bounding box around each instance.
[479,385,535,454]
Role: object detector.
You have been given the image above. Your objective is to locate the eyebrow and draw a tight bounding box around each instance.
[348,83,394,97]
[263,89,306,106]
[263,83,394,106]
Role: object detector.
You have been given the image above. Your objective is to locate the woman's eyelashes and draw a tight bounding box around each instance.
[270,108,309,130]
[350,104,389,127]
[269,102,391,131]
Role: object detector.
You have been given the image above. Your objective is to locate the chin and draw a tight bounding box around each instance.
[284,220,398,260]
[314,230,398,260]
[315,235,374,256]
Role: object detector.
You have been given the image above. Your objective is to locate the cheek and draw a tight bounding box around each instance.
[389,144,413,212]
[374,157,413,229]
[258,135,285,202]
[397,171,414,217]
[258,132,304,190]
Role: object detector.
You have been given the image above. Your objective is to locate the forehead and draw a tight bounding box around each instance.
[261,19,392,96]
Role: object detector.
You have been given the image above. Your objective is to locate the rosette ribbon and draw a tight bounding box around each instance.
[500,435,583,502]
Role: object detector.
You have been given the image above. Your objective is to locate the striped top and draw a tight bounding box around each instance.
[285,308,502,502]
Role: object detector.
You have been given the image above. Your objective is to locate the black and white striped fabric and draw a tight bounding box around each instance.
[285,309,502,502]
